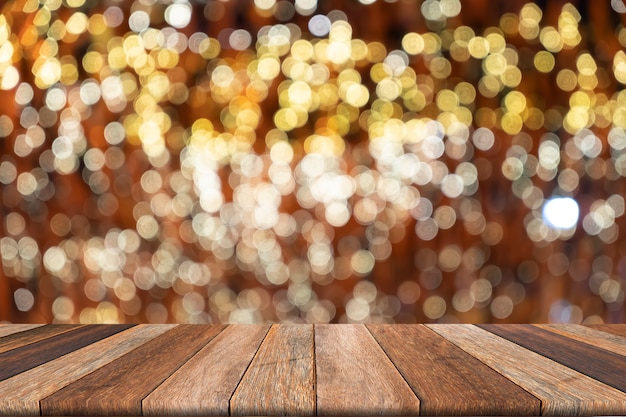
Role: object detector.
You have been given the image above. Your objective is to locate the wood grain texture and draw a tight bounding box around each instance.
[143,324,270,416]
[40,325,225,416]
[0,324,624,416]
[316,324,420,416]
[428,324,626,416]
[479,324,626,392]
[0,324,43,338]
[0,325,174,416]
[0,324,83,354]
[230,324,315,416]
[536,324,626,356]
[368,324,540,416]
[587,324,626,338]
[0,324,132,382]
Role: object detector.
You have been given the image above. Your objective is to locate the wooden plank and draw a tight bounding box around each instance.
[0,324,174,416]
[0,324,84,354]
[316,324,420,416]
[0,324,133,382]
[586,324,626,338]
[368,324,540,416]
[40,325,225,416]
[143,324,270,416]
[479,324,626,392]
[536,324,626,356]
[230,324,315,416]
[0,324,43,338]
[429,324,626,416]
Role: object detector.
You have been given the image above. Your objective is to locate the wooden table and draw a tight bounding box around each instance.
[0,324,625,416]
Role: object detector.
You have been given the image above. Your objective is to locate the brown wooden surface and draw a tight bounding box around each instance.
[587,323,626,338]
[316,324,420,416]
[0,325,174,416]
[230,324,316,416]
[143,324,270,416]
[40,325,225,416]
[0,324,43,338]
[479,324,626,393]
[536,324,626,356]
[0,324,83,354]
[0,324,132,382]
[0,324,624,416]
[369,324,540,416]
[429,324,626,416]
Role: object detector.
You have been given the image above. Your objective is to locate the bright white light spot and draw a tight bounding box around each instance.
[543,197,579,229]
[308,15,331,36]
[44,246,67,273]
[165,2,192,29]
[14,288,34,312]
[46,87,67,111]
[103,6,124,28]
[295,0,317,16]
[612,0,626,13]
[440,173,464,198]
[129,10,150,32]
[384,50,409,76]
[441,0,462,17]
[325,201,350,227]
[255,0,276,10]
[421,0,443,20]
[229,29,252,51]
[80,80,101,105]
[472,127,495,151]
[1,66,20,90]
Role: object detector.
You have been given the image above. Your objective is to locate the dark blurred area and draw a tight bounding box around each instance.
[1,0,625,324]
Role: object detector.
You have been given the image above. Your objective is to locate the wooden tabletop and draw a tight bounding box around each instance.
[0,324,625,416]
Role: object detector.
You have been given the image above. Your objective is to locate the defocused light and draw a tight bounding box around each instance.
[296,0,317,16]
[308,15,330,36]
[129,11,150,33]
[165,2,192,29]
[14,288,35,312]
[103,6,124,27]
[3,0,626,326]
[613,0,626,13]
[230,29,252,51]
[543,197,580,230]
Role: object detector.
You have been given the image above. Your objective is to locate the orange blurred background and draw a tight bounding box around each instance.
[1,0,625,323]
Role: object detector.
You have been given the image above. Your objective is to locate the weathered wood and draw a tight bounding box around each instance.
[230,324,315,416]
[0,324,83,354]
[0,324,623,416]
[0,324,43,338]
[0,324,132,382]
[479,324,626,392]
[143,324,270,416]
[369,324,540,416]
[586,324,626,338]
[316,324,420,416]
[429,324,626,416]
[536,324,626,356]
[40,325,225,416]
[0,325,174,416]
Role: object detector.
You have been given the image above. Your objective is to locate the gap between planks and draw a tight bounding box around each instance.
[142,325,270,416]
[229,325,316,416]
[227,325,272,417]
[430,324,626,416]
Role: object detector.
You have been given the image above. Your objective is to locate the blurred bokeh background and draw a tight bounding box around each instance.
[1,0,625,324]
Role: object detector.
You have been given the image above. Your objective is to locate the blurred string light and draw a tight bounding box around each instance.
[0,0,625,325]
[165,1,193,29]
[542,197,579,230]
